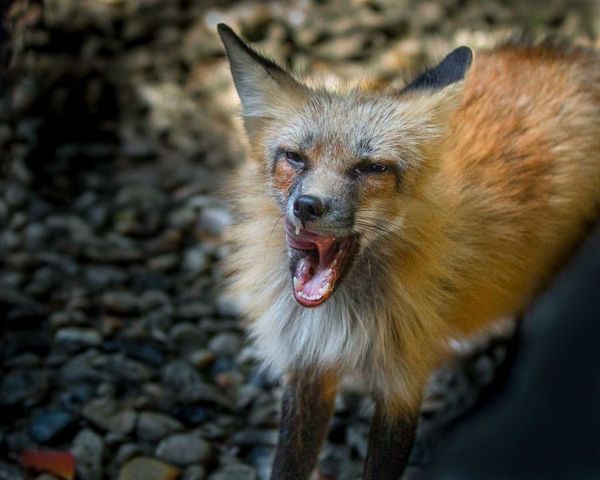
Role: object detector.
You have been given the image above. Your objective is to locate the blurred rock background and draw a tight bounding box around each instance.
[0,1,598,479]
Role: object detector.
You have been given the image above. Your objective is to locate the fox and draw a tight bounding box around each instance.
[217,23,600,479]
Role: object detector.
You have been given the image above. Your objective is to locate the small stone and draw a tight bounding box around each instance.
[208,464,256,480]
[169,323,207,353]
[231,429,278,447]
[161,361,233,408]
[208,332,242,358]
[71,429,104,480]
[85,266,128,290]
[115,443,146,466]
[182,465,206,480]
[0,461,26,480]
[136,411,184,443]
[0,369,51,407]
[215,293,241,317]
[187,349,215,370]
[60,383,95,411]
[55,327,102,346]
[29,409,75,444]
[155,432,212,466]
[148,253,180,272]
[104,339,165,368]
[82,397,136,434]
[199,207,230,236]
[182,247,208,275]
[101,291,139,314]
[118,457,181,480]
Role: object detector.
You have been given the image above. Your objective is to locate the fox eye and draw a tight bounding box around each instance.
[284,150,304,168]
[356,163,387,174]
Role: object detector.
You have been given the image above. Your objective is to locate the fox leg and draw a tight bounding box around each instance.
[363,401,419,480]
[270,369,338,480]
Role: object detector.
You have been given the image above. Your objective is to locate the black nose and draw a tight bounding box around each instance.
[293,195,326,223]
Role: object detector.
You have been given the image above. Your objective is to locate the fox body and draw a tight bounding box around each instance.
[219,24,600,479]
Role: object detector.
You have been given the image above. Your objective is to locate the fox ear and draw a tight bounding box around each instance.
[402,46,472,93]
[218,23,304,118]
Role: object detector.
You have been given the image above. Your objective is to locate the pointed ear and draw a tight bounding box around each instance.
[402,46,472,93]
[218,23,305,118]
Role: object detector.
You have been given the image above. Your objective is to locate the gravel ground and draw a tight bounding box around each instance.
[1,1,598,479]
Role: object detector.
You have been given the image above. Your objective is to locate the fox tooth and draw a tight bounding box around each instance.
[295,226,300,235]
[293,277,299,290]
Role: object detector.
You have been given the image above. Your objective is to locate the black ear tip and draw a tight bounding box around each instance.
[453,46,473,67]
[217,23,233,38]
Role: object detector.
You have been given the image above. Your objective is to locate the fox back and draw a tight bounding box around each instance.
[220,27,600,415]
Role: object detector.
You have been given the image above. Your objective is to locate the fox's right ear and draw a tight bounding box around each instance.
[218,24,305,119]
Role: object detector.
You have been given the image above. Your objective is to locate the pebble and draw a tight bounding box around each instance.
[155,431,212,466]
[136,411,184,443]
[182,465,206,480]
[28,409,75,444]
[71,428,104,480]
[82,397,137,434]
[169,323,207,353]
[0,461,26,480]
[161,361,233,408]
[208,332,242,358]
[100,291,139,314]
[118,457,181,480]
[0,369,51,407]
[55,327,102,347]
[182,246,209,275]
[208,464,256,480]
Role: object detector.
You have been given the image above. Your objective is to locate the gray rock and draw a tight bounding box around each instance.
[84,265,128,290]
[199,207,230,236]
[176,301,215,320]
[182,465,206,480]
[208,332,242,358]
[0,461,26,480]
[29,409,75,444]
[55,327,102,347]
[106,354,154,384]
[187,349,215,370]
[231,429,278,447]
[82,397,137,434]
[182,246,209,275]
[71,428,104,480]
[0,369,51,407]
[59,350,112,385]
[101,290,139,314]
[215,293,241,317]
[155,431,212,466]
[136,411,183,442]
[208,465,256,480]
[169,323,207,353]
[161,361,233,408]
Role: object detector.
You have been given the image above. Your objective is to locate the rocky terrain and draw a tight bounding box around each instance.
[1,1,598,479]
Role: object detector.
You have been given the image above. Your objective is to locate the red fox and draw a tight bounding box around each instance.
[218,24,600,479]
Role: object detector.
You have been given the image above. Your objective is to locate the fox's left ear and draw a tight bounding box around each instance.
[400,46,473,129]
[218,24,305,119]
[402,46,473,93]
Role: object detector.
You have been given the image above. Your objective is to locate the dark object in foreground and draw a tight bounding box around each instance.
[430,226,600,479]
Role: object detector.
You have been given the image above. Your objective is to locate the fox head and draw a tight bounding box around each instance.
[218,24,472,308]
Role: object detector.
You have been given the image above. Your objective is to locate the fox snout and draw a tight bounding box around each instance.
[292,195,327,225]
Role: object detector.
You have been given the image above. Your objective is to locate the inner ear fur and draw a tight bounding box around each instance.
[217,23,307,119]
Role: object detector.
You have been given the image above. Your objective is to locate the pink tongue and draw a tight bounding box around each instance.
[294,238,338,299]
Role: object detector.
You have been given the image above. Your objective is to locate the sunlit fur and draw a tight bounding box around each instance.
[224,39,600,415]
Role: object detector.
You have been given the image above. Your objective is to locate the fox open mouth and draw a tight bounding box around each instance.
[285,220,355,307]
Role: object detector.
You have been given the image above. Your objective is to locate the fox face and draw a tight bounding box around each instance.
[219,25,472,308]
